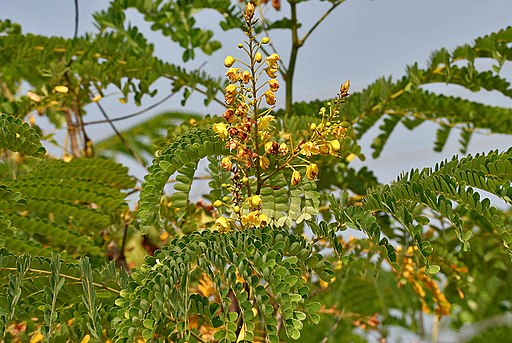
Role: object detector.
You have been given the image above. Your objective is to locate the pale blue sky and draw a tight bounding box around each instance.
[2,0,511,182]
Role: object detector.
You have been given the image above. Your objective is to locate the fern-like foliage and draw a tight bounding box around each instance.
[0,113,46,157]
[94,0,241,62]
[0,158,135,258]
[138,126,227,232]
[0,22,224,128]
[357,27,512,156]
[261,169,320,227]
[0,251,128,340]
[112,227,333,342]
[327,149,512,267]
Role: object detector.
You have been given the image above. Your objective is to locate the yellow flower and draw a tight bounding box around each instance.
[224,55,235,68]
[222,108,235,123]
[300,141,318,158]
[215,216,231,231]
[258,114,275,130]
[259,131,270,142]
[221,156,232,170]
[278,143,289,156]
[224,84,238,105]
[260,156,270,170]
[259,213,269,227]
[318,144,330,156]
[265,67,278,78]
[264,89,276,105]
[248,195,263,209]
[225,84,237,96]
[291,170,301,186]
[241,211,258,227]
[213,123,229,139]
[266,53,280,65]
[225,68,239,83]
[306,163,319,180]
[241,211,268,228]
[242,70,251,84]
[268,79,279,92]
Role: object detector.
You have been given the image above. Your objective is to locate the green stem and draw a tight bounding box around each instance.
[247,21,263,194]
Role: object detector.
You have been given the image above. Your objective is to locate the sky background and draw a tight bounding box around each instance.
[1,0,511,185]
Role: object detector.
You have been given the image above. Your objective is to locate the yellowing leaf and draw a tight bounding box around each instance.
[30,332,44,343]
[80,334,91,343]
[54,85,69,93]
[26,91,41,102]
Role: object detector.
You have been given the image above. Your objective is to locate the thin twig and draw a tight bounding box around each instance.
[164,75,225,107]
[83,92,177,126]
[300,1,345,47]
[73,0,79,39]
[94,100,147,166]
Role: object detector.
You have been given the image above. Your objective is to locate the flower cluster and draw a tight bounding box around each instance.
[214,2,282,230]
[396,246,451,318]
[213,2,352,232]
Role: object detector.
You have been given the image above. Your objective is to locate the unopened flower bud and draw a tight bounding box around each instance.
[330,139,341,152]
[260,156,270,170]
[245,2,255,20]
[255,52,263,63]
[262,37,270,44]
[306,163,319,180]
[291,170,301,186]
[224,55,235,68]
[340,80,350,94]
[213,200,223,207]
[248,195,263,209]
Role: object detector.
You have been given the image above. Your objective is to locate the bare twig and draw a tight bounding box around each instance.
[83,92,177,126]
[94,100,147,166]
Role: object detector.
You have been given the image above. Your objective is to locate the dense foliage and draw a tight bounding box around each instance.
[1,1,511,342]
